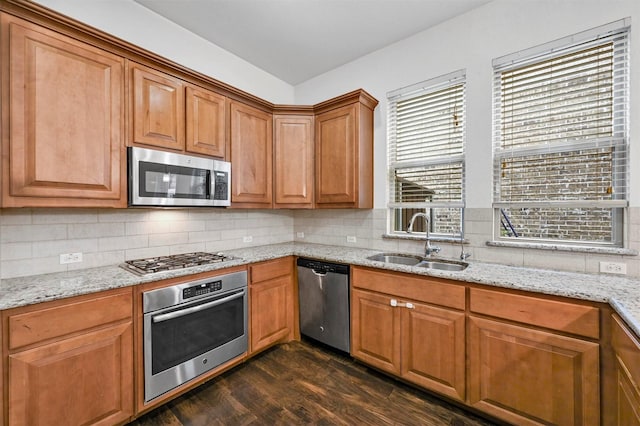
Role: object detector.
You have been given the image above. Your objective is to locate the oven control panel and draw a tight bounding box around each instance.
[183,280,222,299]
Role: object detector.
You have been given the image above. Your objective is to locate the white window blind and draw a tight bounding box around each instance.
[387,70,465,235]
[492,20,629,246]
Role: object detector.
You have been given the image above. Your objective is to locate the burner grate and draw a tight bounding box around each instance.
[121,252,232,275]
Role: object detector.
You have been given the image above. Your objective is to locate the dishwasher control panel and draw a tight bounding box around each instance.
[296,258,349,275]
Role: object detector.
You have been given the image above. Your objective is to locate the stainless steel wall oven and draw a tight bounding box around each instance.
[143,271,247,402]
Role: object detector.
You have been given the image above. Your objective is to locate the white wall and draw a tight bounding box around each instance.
[294,0,640,210]
[32,0,295,104]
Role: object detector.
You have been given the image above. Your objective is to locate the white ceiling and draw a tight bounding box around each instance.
[134,0,491,85]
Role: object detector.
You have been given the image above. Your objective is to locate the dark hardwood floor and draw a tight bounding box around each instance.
[128,341,498,425]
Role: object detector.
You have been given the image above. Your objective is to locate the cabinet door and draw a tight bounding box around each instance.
[351,289,401,375]
[612,314,640,425]
[401,302,465,401]
[131,64,185,150]
[9,322,133,426]
[3,15,125,207]
[469,316,600,426]
[186,85,226,158]
[315,105,356,206]
[616,360,640,425]
[250,275,292,354]
[230,102,273,207]
[273,115,314,208]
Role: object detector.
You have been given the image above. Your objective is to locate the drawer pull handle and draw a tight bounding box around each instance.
[390,299,415,309]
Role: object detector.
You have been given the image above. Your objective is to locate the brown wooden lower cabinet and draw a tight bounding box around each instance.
[2,288,134,426]
[468,316,600,425]
[612,314,640,425]
[249,257,295,355]
[351,289,401,375]
[3,260,639,426]
[351,267,466,401]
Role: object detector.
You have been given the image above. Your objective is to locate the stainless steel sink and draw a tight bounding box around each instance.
[416,259,468,271]
[366,253,422,266]
[366,252,468,271]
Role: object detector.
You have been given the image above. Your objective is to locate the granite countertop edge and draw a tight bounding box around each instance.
[1,242,639,337]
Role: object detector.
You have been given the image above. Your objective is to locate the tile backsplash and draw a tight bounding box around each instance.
[0,209,293,278]
[1,207,638,279]
[293,207,640,278]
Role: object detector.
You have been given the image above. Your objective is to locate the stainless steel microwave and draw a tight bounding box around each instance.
[128,147,231,207]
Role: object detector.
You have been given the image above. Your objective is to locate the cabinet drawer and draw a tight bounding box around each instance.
[8,288,132,350]
[352,267,465,310]
[612,314,640,383]
[470,287,599,339]
[250,257,293,284]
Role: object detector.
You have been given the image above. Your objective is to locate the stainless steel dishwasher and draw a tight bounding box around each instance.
[297,258,350,353]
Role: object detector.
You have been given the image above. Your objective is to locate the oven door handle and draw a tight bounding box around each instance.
[152,290,245,323]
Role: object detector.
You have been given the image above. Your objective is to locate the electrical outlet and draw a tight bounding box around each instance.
[346,236,357,243]
[599,261,627,275]
[242,236,253,243]
[60,252,83,264]
[296,232,305,239]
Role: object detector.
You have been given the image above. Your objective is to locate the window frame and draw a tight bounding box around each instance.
[491,20,630,248]
[386,70,466,239]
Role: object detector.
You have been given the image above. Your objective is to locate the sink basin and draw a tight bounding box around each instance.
[366,253,469,272]
[416,260,468,272]
[366,253,422,266]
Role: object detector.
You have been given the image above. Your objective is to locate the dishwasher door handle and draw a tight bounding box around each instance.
[311,269,327,277]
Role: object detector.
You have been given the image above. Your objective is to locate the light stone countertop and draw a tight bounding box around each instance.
[1,242,639,338]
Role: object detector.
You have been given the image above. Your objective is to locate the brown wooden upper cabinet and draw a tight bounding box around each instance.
[314,90,378,208]
[230,101,273,208]
[1,14,126,208]
[129,62,226,158]
[273,114,314,208]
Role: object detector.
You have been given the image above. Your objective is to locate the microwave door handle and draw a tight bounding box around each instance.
[152,290,245,323]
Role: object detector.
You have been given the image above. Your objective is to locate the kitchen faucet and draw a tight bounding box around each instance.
[407,212,441,257]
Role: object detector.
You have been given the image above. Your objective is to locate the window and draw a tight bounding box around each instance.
[387,71,465,237]
[492,21,629,247]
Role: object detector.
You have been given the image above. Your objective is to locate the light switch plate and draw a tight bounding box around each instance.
[346,236,357,243]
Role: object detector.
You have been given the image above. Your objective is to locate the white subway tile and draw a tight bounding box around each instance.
[125,246,172,260]
[523,251,586,273]
[473,247,524,267]
[0,209,33,225]
[149,220,205,234]
[148,232,189,247]
[98,235,149,251]
[1,224,67,243]
[98,210,149,223]
[1,257,67,279]
[205,219,235,231]
[147,209,190,222]
[188,231,222,243]
[32,238,98,258]
[1,242,32,260]
[68,222,124,239]
[32,209,98,224]
[170,243,206,254]
[126,222,154,236]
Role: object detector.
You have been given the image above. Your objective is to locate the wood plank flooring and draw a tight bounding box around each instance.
[128,341,498,425]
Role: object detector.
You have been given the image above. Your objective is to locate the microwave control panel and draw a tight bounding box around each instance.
[213,171,229,200]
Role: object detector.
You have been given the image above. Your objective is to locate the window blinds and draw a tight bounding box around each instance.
[493,22,629,209]
[388,70,466,210]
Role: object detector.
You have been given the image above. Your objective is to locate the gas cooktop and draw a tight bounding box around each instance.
[120,252,234,276]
